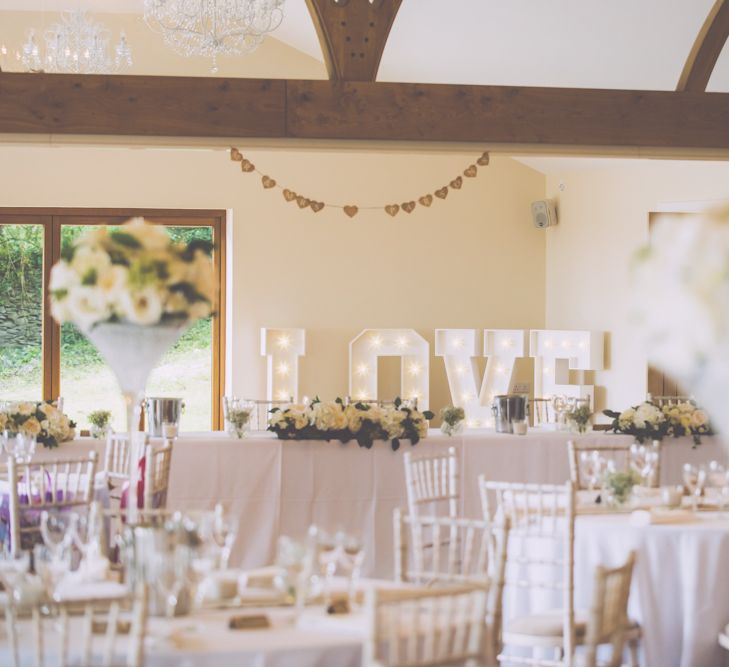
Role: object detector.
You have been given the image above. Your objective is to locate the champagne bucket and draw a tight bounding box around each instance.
[144,397,184,437]
[491,394,528,434]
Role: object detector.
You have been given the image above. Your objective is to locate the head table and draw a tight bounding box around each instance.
[37,429,727,579]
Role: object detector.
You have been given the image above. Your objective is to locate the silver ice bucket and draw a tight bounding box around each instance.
[144,397,184,437]
[491,394,528,434]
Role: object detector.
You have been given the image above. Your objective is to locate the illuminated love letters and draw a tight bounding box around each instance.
[260,328,306,402]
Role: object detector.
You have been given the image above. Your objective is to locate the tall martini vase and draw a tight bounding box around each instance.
[86,322,186,523]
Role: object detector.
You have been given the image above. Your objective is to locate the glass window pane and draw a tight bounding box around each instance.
[0,223,44,402]
[59,223,214,433]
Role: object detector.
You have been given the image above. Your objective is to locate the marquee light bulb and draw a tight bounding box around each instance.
[408,363,421,376]
[578,340,586,349]
[543,367,551,375]
[276,362,289,376]
[561,339,571,349]
[501,338,513,348]
[277,334,290,350]
[456,365,466,376]
[356,363,369,377]
[370,335,383,349]
[276,389,290,400]
[396,336,408,349]
[496,365,505,375]
[452,338,464,350]
[544,339,554,349]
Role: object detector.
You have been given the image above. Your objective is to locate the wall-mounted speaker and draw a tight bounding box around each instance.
[531,200,558,229]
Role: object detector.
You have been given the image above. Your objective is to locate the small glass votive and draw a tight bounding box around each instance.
[661,485,684,508]
[512,420,528,436]
[162,422,178,440]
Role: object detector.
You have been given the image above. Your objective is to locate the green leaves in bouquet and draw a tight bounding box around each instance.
[180,239,214,261]
[110,231,142,250]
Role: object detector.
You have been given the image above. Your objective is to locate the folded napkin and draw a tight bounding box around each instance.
[629,508,697,526]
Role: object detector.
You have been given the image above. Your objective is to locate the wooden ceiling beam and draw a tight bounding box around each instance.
[1,72,729,151]
[305,0,403,80]
[677,0,729,92]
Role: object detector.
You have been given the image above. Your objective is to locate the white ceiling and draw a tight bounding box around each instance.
[0,0,727,90]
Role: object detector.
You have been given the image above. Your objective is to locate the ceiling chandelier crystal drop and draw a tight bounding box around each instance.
[18,10,132,74]
[143,0,285,73]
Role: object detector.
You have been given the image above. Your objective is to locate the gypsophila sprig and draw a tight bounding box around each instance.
[49,218,215,332]
[268,397,435,451]
[0,401,75,449]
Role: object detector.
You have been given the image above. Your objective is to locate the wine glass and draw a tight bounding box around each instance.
[683,464,708,512]
[40,510,78,562]
[2,431,36,463]
[154,544,193,617]
[213,504,238,570]
[73,502,104,561]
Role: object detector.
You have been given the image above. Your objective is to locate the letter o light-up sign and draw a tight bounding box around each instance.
[349,329,429,410]
[436,329,526,428]
[529,329,604,405]
[261,328,306,402]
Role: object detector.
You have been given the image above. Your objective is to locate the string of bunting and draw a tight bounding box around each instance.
[229,147,490,218]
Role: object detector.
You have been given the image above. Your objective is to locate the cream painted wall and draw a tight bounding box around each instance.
[544,160,729,418]
[0,10,326,78]
[0,144,545,416]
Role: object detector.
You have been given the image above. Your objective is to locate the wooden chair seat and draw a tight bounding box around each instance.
[505,609,640,643]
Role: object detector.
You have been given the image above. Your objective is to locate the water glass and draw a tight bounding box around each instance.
[2,431,36,463]
[683,464,708,512]
[40,510,78,561]
[213,504,238,570]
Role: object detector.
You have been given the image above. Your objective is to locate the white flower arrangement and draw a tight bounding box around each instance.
[632,206,729,437]
[0,401,76,449]
[604,400,713,446]
[268,397,434,451]
[49,218,215,331]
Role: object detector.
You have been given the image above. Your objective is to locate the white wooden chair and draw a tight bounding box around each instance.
[101,433,132,500]
[2,453,98,556]
[394,510,510,666]
[3,583,148,667]
[581,552,636,667]
[363,584,490,667]
[403,446,459,519]
[567,440,661,491]
[143,443,173,511]
[479,478,639,667]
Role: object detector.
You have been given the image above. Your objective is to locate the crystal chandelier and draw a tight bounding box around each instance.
[144,0,285,73]
[15,10,132,74]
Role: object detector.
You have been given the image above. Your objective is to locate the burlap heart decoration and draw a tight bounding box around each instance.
[450,176,463,190]
[343,205,359,218]
[385,204,400,217]
[402,201,416,214]
[282,189,297,202]
[310,201,325,213]
[296,195,311,209]
[476,152,490,166]
[261,175,276,189]
[464,165,478,178]
[230,147,242,162]
[435,187,449,199]
[240,159,255,173]
[418,194,433,207]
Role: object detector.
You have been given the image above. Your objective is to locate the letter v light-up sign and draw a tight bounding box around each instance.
[529,329,604,405]
[437,329,526,428]
[349,329,429,410]
[261,328,306,402]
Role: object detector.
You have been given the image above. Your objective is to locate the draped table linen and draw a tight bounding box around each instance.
[40,430,727,578]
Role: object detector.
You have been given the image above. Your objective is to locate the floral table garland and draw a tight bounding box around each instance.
[0,401,76,449]
[603,400,712,446]
[268,397,434,451]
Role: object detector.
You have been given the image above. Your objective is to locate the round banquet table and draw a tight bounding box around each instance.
[574,512,729,667]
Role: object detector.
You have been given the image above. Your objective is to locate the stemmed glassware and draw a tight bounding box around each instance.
[153,545,193,617]
[40,510,77,562]
[580,450,608,497]
[1,430,36,463]
[683,464,708,513]
[212,504,238,570]
[630,442,660,486]
[317,530,365,608]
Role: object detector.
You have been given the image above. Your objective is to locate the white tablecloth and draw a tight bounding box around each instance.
[39,430,728,579]
[575,513,729,667]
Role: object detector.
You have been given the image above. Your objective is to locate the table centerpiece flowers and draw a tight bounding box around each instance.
[603,400,713,447]
[268,397,435,451]
[0,400,75,449]
[49,218,215,516]
[88,409,112,439]
[603,401,669,443]
[565,404,593,434]
[440,406,465,436]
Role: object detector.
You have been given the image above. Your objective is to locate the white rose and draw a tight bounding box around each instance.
[16,402,35,416]
[124,218,170,251]
[313,403,347,431]
[119,287,163,326]
[49,261,81,294]
[66,286,111,331]
[382,410,406,438]
[345,405,364,433]
[71,245,111,282]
